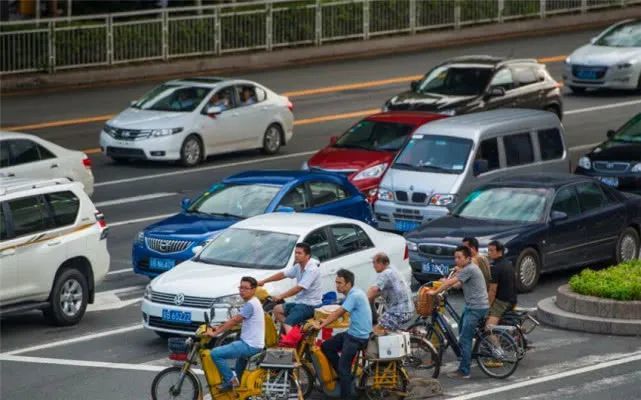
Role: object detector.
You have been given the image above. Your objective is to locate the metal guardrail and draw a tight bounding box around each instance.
[1,0,639,75]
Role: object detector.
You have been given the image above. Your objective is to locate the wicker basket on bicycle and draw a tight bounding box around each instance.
[415,283,440,317]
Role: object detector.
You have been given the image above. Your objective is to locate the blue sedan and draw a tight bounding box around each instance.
[132,170,376,277]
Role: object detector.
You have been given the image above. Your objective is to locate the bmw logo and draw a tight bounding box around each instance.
[174,293,185,306]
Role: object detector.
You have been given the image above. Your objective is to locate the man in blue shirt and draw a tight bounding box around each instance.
[314,269,372,399]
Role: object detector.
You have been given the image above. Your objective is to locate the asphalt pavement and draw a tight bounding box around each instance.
[1,27,641,400]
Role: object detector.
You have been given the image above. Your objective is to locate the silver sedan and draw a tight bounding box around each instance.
[564,19,641,93]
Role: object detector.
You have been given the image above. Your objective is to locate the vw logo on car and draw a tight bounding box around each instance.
[173,293,185,306]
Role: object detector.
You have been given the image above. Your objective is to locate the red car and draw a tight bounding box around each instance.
[304,112,447,202]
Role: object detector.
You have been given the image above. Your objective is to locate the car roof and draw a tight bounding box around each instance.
[0,131,42,140]
[442,55,539,67]
[413,109,559,140]
[0,177,76,196]
[166,77,260,89]
[230,212,359,236]
[365,111,448,126]
[223,170,351,185]
[488,173,595,189]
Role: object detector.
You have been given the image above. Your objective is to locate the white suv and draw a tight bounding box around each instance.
[0,178,110,326]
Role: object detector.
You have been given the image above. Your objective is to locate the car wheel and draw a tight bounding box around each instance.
[544,105,562,121]
[180,135,203,167]
[615,227,640,264]
[515,248,541,293]
[568,85,586,94]
[43,268,89,326]
[262,124,282,155]
[636,72,641,94]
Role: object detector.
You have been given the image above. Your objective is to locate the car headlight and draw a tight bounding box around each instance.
[406,240,418,252]
[149,128,183,137]
[429,193,457,207]
[353,163,388,181]
[214,294,244,308]
[144,284,153,300]
[377,187,394,201]
[565,56,572,64]
[439,109,456,116]
[382,103,390,112]
[617,61,635,69]
[301,161,309,170]
[578,156,592,170]
[103,124,117,137]
[135,231,145,245]
[631,163,641,173]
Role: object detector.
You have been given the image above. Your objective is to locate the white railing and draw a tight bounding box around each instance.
[1,0,638,75]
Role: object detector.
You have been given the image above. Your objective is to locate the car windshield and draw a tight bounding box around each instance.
[454,187,550,223]
[393,135,473,174]
[612,113,641,143]
[595,21,641,47]
[417,65,494,96]
[188,184,282,219]
[334,120,415,151]
[197,228,298,270]
[132,84,211,112]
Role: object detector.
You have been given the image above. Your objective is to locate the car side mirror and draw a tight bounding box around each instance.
[206,105,223,116]
[130,100,137,106]
[276,205,295,213]
[473,159,489,176]
[590,37,597,44]
[607,129,616,139]
[410,80,420,91]
[181,197,191,211]
[329,136,338,145]
[486,87,505,98]
[192,245,204,255]
[550,210,568,223]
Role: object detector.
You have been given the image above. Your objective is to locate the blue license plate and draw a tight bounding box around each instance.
[576,69,597,80]
[422,262,450,275]
[395,220,419,232]
[599,176,619,187]
[150,258,175,270]
[162,309,192,324]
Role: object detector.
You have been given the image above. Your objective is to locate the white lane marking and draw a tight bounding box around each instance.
[106,268,133,275]
[1,324,142,356]
[109,213,175,227]
[94,192,177,207]
[86,284,144,312]
[564,99,641,115]
[518,370,641,400]
[447,350,641,400]
[0,354,205,375]
[95,150,317,188]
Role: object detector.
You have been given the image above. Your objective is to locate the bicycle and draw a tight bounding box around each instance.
[408,280,521,379]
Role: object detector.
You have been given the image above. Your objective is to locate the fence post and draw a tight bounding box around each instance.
[106,15,114,65]
[580,0,587,13]
[315,0,322,46]
[48,21,55,73]
[454,3,461,30]
[215,6,221,55]
[540,0,546,18]
[162,10,169,60]
[363,0,369,40]
[409,0,416,34]
[266,2,273,51]
[498,0,504,23]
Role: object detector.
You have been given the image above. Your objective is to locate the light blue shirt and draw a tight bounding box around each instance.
[342,287,372,340]
[283,258,323,306]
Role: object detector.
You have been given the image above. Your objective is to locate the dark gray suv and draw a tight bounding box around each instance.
[383,56,563,120]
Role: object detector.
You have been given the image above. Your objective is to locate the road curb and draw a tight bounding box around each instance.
[555,284,641,320]
[3,6,641,94]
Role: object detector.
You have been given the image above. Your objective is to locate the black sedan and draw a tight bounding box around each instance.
[382,56,563,120]
[575,112,641,194]
[405,174,641,292]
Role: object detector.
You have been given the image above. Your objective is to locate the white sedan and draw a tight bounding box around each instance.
[141,212,411,337]
[0,131,94,196]
[99,77,294,167]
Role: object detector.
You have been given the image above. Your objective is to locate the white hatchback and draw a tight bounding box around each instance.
[99,77,295,167]
[1,132,94,196]
[141,213,411,337]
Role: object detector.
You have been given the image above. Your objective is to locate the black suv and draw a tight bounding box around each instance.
[383,56,563,120]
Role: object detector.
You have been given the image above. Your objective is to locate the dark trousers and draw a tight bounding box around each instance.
[321,332,369,399]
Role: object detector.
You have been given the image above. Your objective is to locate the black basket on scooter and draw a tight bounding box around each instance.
[168,337,189,354]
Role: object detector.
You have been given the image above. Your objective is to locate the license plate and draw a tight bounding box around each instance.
[395,220,420,232]
[422,262,450,275]
[599,176,619,187]
[162,309,192,324]
[150,257,175,270]
[576,69,597,80]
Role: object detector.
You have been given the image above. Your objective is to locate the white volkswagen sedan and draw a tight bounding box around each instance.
[141,213,411,337]
[99,77,294,167]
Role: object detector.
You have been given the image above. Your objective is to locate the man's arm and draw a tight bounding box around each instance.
[273,285,304,302]
[257,271,286,287]
[317,307,346,330]
[488,283,498,305]
[367,286,380,301]
[206,314,244,337]
[428,276,460,295]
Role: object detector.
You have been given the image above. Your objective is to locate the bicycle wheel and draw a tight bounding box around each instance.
[407,321,445,360]
[360,362,409,400]
[405,336,441,378]
[475,330,520,379]
[295,362,315,399]
[151,366,200,400]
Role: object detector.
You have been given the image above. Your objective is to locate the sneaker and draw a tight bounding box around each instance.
[446,371,471,379]
[217,376,240,391]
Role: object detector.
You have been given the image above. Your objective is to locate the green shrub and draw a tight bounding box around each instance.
[569,260,641,301]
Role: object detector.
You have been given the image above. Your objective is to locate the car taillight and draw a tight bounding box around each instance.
[404,243,409,260]
[286,98,294,112]
[82,155,92,169]
[95,211,107,228]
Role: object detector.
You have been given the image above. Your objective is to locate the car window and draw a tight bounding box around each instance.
[512,66,539,86]
[334,120,415,152]
[255,87,267,102]
[489,68,515,91]
[7,196,50,237]
[9,140,41,166]
[45,191,80,227]
[190,183,282,218]
[330,224,374,257]
[576,182,608,212]
[309,182,348,207]
[205,86,236,113]
[279,185,308,211]
[237,85,260,107]
[0,204,7,240]
[0,141,10,168]
[503,133,534,167]
[37,144,56,160]
[418,66,494,96]
[133,84,211,112]
[476,138,500,171]
[551,187,581,218]
[304,228,332,262]
[537,128,564,161]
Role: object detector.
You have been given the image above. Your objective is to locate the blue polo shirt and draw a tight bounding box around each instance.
[342,287,372,340]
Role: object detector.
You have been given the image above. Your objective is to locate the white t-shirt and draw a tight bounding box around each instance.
[283,258,323,306]
[239,296,265,349]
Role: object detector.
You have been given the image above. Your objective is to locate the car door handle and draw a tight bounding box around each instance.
[50,163,59,169]
[6,172,15,177]
[47,240,62,246]
[0,248,16,257]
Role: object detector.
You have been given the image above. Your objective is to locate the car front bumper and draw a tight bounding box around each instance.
[100,131,184,161]
[575,167,641,194]
[374,200,449,232]
[132,242,195,278]
[141,298,230,336]
[564,63,640,90]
